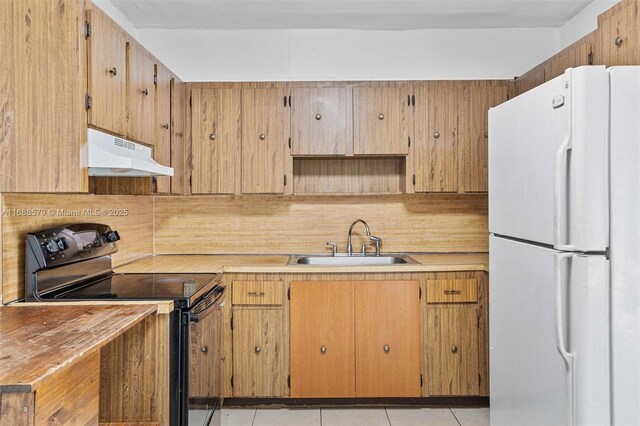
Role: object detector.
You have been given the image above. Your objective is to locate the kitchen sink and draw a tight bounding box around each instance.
[287,254,420,266]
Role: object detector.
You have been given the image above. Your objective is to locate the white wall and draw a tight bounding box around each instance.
[98,0,623,82]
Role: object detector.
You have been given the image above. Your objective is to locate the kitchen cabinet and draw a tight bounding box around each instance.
[290,281,356,397]
[86,6,127,137]
[414,81,458,192]
[425,278,480,396]
[353,87,410,155]
[355,281,421,397]
[0,0,89,192]
[171,76,186,194]
[127,40,156,145]
[291,88,353,156]
[458,82,508,193]
[155,63,172,193]
[190,304,222,398]
[290,280,420,398]
[594,0,640,67]
[191,88,241,194]
[544,34,594,82]
[241,88,289,194]
[232,309,286,397]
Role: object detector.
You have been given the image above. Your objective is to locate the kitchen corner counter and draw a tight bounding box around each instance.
[114,253,488,274]
[0,304,156,393]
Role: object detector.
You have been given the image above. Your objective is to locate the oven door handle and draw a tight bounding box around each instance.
[190,301,218,323]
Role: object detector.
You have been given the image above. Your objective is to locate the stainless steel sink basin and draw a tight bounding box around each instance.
[287,254,420,266]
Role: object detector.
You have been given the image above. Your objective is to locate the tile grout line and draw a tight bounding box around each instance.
[251,408,258,426]
[449,407,463,426]
[384,407,392,426]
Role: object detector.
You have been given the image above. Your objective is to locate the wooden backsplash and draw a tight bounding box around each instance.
[154,194,488,255]
[1,194,153,303]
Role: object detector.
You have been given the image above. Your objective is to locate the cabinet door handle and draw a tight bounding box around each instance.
[247,291,265,296]
[378,113,385,120]
[209,133,216,141]
[615,36,623,47]
[451,345,458,354]
[315,113,322,120]
[200,345,208,353]
[259,133,266,140]
[255,345,262,354]
[320,345,327,354]
[383,344,390,353]
[108,67,117,77]
[433,131,440,139]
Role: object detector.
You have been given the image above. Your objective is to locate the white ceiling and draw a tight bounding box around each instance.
[110,0,595,31]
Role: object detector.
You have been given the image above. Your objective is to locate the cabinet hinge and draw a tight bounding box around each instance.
[419,287,422,300]
[477,312,480,328]
[154,74,158,85]
[288,137,291,149]
[287,375,291,389]
[84,21,91,38]
[189,175,192,188]
[408,136,411,148]
[230,316,234,330]
[287,287,291,300]
[284,175,287,186]
[407,95,411,106]
[231,375,234,388]
[412,174,416,186]
[284,96,287,107]
[588,50,594,66]
[189,96,192,108]
[412,95,415,106]
[85,94,92,110]
[420,374,424,387]
[288,95,292,107]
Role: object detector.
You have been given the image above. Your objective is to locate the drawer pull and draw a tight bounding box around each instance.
[444,289,462,295]
[451,345,458,354]
[255,345,262,354]
[200,345,208,353]
[383,344,390,353]
[247,291,266,296]
[320,345,327,354]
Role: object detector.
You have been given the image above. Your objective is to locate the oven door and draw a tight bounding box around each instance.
[188,286,225,426]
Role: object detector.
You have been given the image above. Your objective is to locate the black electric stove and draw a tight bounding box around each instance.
[24,223,224,426]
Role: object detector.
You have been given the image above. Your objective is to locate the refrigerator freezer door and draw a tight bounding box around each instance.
[489,66,609,251]
[609,66,640,426]
[490,236,610,426]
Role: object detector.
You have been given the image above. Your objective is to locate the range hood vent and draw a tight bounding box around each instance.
[87,129,174,177]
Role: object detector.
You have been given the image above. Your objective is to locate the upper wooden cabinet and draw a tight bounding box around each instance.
[0,0,89,192]
[291,88,353,156]
[353,87,410,155]
[86,7,127,137]
[127,40,156,145]
[594,0,640,67]
[154,63,172,193]
[241,88,289,194]
[414,82,458,193]
[191,88,241,194]
[458,82,508,193]
[290,281,356,398]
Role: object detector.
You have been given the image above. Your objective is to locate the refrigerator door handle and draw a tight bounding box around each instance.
[554,252,575,425]
[554,133,577,251]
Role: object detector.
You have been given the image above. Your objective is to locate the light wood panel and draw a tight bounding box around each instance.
[100,313,170,424]
[414,81,458,192]
[514,63,546,97]
[127,40,155,144]
[242,88,289,194]
[0,0,89,192]
[155,63,172,193]
[426,307,479,396]
[190,303,222,398]
[191,88,241,194]
[0,392,34,425]
[171,77,186,194]
[426,279,478,304]
[87,6,127,136]
[232,281,283,305]
[293,158,404,194]
[1,193,153,304]
[153,195,488,255]
[290,281,356,397]
[353,86,410,155]
[291,88,353,156]
[355,281,421,397]
[544,33,595,82]
[595,0,640,67]
[232,309,286,397]
[35,351,100,425]
[458,82,508,193]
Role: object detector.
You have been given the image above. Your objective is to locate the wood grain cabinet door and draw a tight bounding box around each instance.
[191,88,241,194]
[458,82,507,193]
[190,307,222,398]
[414,82,458,192]
[353,87,410,155]
[594,1,639,67]
[154,64,172,193]
[290,281,356,397]
[355,281,421,397]
[241,88,288,194]
[232,309,286,397]
[426,307,480,396]
[87,7,127,136]
[127,41,156,144]
[291,88,353,156]
[170,77,186,194]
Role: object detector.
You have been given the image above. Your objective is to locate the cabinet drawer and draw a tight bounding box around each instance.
[233,281,283,305]
[426,279,478,304]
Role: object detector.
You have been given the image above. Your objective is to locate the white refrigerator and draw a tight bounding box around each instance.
[489,65,640,425]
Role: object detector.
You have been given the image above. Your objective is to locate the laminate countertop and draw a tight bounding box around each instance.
[0,304,157,392]
[114,253,488,274]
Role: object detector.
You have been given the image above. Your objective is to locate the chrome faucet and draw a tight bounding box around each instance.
[347,219,371,256]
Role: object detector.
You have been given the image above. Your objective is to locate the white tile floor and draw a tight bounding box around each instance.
[214,407,489,426]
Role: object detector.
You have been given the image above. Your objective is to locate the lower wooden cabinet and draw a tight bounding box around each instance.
[232,309,286,397]
[190,307,222,398]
